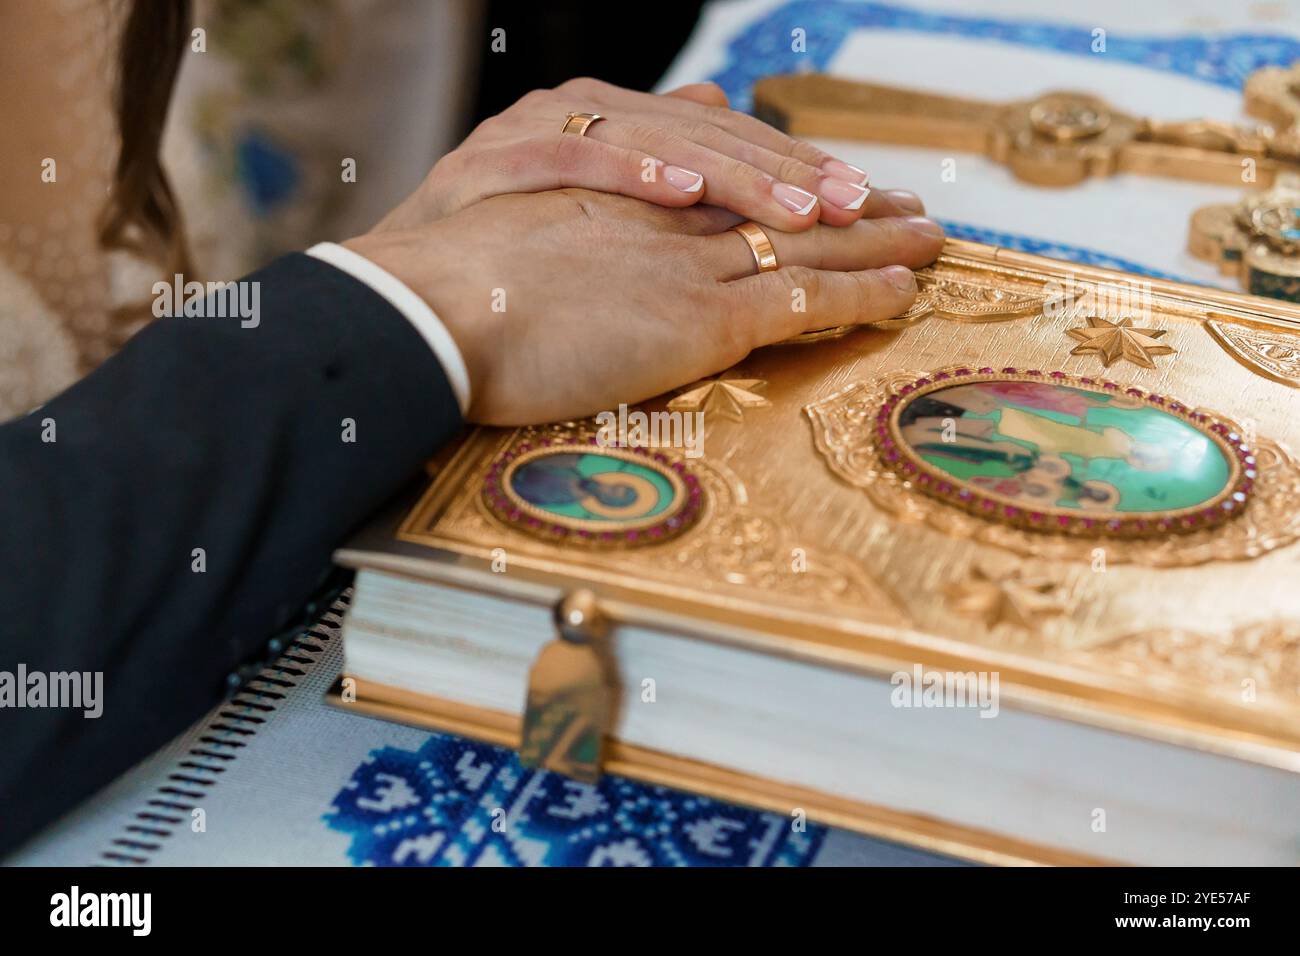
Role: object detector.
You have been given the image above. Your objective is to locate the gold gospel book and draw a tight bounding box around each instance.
[331,238,1300,867]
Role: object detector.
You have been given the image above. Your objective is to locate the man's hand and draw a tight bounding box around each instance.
[347,189,944,425]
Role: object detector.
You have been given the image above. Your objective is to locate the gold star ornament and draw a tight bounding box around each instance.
[947,565,1067,631]
[1066,316,1176,369]
[667,376,770,423]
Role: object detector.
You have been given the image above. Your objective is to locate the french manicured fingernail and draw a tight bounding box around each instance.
[822,158,869,186]
[664,165,704,193]
[819,176,870,210]
[906,216,944,238]
[772,181,818,215]
[885,189,924,214]
[883,265,916,293]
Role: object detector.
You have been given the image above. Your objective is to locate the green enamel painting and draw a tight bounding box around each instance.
[896,381,1231,513]
[508,452,676,522]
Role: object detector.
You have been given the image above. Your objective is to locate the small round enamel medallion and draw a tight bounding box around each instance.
[873,369,1252,537]
[482,441,703,546]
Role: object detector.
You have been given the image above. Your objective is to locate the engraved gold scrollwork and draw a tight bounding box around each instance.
[780,266,1062,345]
[804,365,1300,566]
[946,562,1070,633]
[1076,621,1300,701]
[424,419,907,616]
[1206,317,1300,386]
[665,508,906,616]
[897,270,1058,324]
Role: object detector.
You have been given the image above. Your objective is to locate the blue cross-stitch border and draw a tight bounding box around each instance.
[706,0,1300,111]
[937,220,1180,278]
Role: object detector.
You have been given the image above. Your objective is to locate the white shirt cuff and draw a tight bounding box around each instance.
[305,241,471,416]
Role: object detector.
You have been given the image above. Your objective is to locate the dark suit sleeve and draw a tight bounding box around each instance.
[0,252,463,855]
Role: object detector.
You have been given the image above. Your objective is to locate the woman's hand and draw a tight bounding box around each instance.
[376,78,926,234]
[349,189,944,425]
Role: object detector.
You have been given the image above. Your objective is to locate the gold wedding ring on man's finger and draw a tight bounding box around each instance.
[562,111,605,136]
[730,221,859,344]
[731,221,779,276]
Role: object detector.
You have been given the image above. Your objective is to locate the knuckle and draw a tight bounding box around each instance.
[470,113,505,138]
[774,267,822,338]
[785,266,821,302]
[559,76,604,97]
[868,216,907,247]
[808,228,837,266]
[729,162,774,200]
[680,118,726,149]
[517,87,552,108]
[788,138,830,168]
[853,273,878,316]
[773,153,815,186]
[695,81,729,105]
[699,102,743,128]
[430,148,464,178]
[618,121,667,152]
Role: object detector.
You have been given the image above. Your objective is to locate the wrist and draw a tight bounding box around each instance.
[341,230,489,418]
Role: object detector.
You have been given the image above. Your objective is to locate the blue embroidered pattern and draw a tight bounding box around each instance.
[707,0,1300,111]
[326,734,826,867]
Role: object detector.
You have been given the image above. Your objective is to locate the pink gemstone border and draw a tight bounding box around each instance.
[481,439,704,547]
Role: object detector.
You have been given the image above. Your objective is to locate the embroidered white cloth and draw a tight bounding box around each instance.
[660,0,1300,284]
[12,600,955,867]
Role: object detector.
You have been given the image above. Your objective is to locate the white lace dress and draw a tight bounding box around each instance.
[0,0,479,420]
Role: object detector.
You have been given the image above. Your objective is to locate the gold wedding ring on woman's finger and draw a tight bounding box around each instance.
[561,111,604,136]
[731,221,779,276]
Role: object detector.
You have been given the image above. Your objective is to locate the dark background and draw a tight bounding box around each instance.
[469,0,708,128]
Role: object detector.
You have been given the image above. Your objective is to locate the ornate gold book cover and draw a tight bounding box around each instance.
[386,238,1300,770]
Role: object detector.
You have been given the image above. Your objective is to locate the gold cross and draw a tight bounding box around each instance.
[754,67,1300,189]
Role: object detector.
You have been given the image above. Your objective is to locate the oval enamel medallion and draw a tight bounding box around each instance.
[483,442,703,545]
[874,369,1254,536]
